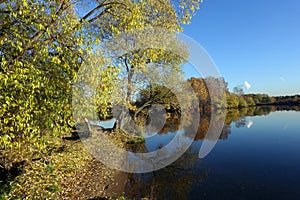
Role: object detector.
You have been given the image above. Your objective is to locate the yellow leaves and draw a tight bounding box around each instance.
[52,56,61,65]
[177,0,202,24]
[21,0,29,7]
[111,26,120,34]
[1,59,7,67]
[15,40,23,52]
[12,11,17,18]
[14,60,23,67]
[36,23,44,30]
[95,38,101,45]
[77,48,85,56]
[127,103,138,111]
[0,134,13,149]
[56,46,62,53]
[0,37,7,46]
[190,5,195,12]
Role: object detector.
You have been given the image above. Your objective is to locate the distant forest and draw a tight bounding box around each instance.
[135,77,300,117]
[124,77,300,121]
[188,77,300,110]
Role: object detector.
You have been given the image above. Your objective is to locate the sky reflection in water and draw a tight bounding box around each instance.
[124,107,300,200]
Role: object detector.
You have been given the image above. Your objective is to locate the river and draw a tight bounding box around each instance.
[119,106,300,199]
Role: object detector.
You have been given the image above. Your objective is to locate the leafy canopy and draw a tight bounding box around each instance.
[0,0,203,148]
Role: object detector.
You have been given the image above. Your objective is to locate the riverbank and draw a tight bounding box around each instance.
[0,129,131,199]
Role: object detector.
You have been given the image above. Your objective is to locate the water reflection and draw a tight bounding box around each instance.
[114,106,300,199]
[246,120,254,128]
[182,106,277,142]
[124,149,208,200]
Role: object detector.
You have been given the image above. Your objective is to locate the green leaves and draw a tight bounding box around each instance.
[0,0,86,149]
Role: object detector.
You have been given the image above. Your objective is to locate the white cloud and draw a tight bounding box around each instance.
[244,81,251,90]
[280,77,286,82]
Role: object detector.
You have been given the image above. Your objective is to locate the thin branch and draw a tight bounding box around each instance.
[124,56,130,73]
[80,1,127,23]
[87,6,112,23]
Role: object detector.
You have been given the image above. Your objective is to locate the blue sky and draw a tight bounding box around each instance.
[182,0,300,96]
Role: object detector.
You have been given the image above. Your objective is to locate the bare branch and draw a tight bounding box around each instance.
[80,1,127,23]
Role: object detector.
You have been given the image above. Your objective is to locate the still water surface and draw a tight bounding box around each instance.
[123,107,300,200]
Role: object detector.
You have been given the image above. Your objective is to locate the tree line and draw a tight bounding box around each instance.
[137,77,300,115]
[188,77,300,109]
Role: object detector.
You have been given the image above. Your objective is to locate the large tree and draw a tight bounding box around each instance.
[0,0,203,147]
[0,0,86,148]
[74,0,202,131]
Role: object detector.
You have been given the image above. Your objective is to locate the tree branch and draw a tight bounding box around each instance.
[80,1,127,23]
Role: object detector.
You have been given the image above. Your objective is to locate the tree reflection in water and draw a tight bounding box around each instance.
[123,148,207,199]
[113,106,299,199]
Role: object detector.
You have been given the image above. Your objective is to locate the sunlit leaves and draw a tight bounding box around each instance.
[0,0,85,149]
[175,0,202,24]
